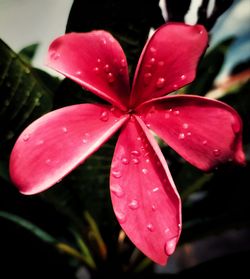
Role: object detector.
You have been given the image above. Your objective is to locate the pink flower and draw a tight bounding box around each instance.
[9,23,245,265]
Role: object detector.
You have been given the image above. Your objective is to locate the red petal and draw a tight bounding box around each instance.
[46,31,130,111]
[10,104,128,194]
[138,95,245,171]
[110,116,181,265]
[130,23,208,107]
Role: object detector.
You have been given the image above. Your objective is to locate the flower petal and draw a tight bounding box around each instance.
[46,31,130,111]
[139,95,245,171]
[10,104,128,194]
[110,116,181,265]
[130,23,208,107]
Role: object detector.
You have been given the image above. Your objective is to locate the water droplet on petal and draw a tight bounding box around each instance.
[181,74,186,80]
[23,134,30,142]
[128,199,139,210]
[231,118,241,134]
[101,37,107,45]
[146,123,151,128]
[178,133,185,140]
[100,111,109,121]
[76,70,82,76]
[132,158,140,164]
[213,148,221,157]
[93,67,99,73]
[202,140,207,145]
[173,84,178,90]
[104,64,110,72]
[111,184,125,198]
[137,137,142,141]
[149,57,156,65]
[62,127,68,133]
[187,132,192,136]
[164,228,170,234]
[164,237,178,256]
[152,204,157,211]
[115,211,126,224]
[150,47,156,54]
[178,223,182,229]
[152,187,159,193]
[199,29,204,35]
[131,150,140,156]
[121,157,129,165]
[183,123,189,129]
[145,158,150,163]
[147,223,154,232]
[142,168,148,174]
[46,159,51,165]
[107,72,115,83]
[97,58,101,63]
[120,59,126,68]
[144,72,152,85]
[37,139,44,145]
[158,61,165,66]
[112,170,122,178]
[173,110,180,115]
[165,112,170,119]
[156,77,165,89]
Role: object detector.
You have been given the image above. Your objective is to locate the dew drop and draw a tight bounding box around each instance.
[147,223,154,232]
[178,133,185,140]
[100,111,109,121]
[187,132,192,136]
[76,70,82,76]
[231,118,241,133]
[181,74,186,80]
[37,139,44,145]
[22,134,30,142]
[142,168,148,174]
[112,170,122,178]
[150,47,157,54]
[104,64,110,72]
[182,123,189,129]
[199,29,204,35]
[110,184,125,198]
[156,77,165,89]
[152,204,157,211]
[173,110,180,115]
[146,123,151,128]
[62,127,68,133]
[132,158,140,164]
[143,72,152,85]
[115,211,126,224]
[45,159,51,165]
[107,72,115,83]
[101,37,107,45]
[128,199,139,210]
[131,150,140,156]
[97,58,101,63]
[121,157,129,165]
[149,57,156,65]
[164,237,178,256]
[158,61,165,66]
[93,67,99,73]
[173,84,178,90]
[152,187,159,193]
[82,138,88,144]
[202,140,207,145]
[178,223,182,229]
[137,137,142,141]
[213,148,221,157]
[164,112,170,119]
[145,158,150,163]
[120,59,126,68]
[164,228,170,234]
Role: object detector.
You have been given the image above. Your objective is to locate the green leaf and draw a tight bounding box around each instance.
[183,38,234,96]
[0,39,53,151]
[18,43,39,64]
[0,211,56,244]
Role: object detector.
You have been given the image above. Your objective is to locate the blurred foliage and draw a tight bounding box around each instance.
[0,0,249,278]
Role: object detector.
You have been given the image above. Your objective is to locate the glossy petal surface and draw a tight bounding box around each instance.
[10,104,128,194]
[46,31,130,110]
[110,116,181,265]
[139,95,245,171]
[130,23,208,107]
